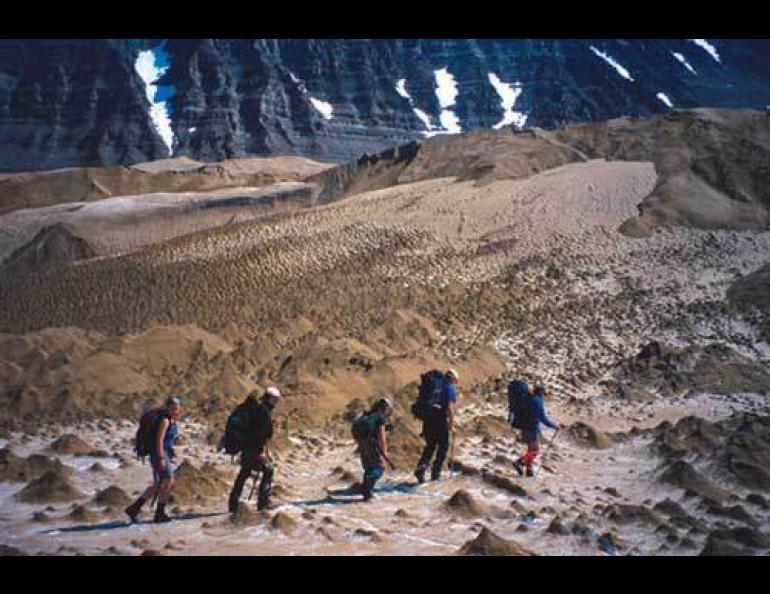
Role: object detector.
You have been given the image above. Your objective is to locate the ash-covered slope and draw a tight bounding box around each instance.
[1,39,769,170]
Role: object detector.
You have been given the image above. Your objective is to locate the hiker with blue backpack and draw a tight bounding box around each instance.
[225,387,282,514]
[351,396,396,501]
[125,396,182,523]
[508,381,563,477]
[412,368,459,483]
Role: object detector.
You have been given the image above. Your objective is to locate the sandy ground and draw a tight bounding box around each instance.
[1,153,769,555]
[1,386,768,556]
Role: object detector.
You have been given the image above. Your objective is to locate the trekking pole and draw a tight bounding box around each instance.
[149,474,159,510]
[535,429,560,479]
[248,470,261,501]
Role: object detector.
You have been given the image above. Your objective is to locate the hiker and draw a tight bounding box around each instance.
[510,382,563,477]
[227,387,281,514]
[125,396,182,523]
[352,396,396,501]
[414,369,459,483]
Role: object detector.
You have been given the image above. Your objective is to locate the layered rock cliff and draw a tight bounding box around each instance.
[1,39,769,170]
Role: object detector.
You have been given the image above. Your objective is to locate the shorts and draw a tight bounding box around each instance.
[151,458,175,482]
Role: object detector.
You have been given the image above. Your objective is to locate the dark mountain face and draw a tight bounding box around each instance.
[1,38,769,171]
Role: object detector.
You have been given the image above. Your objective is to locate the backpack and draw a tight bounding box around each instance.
[134,408,164,462]
[508,380,536,430]
[411,370,446,421]
[351,412,376,443]
[218,400,254,456]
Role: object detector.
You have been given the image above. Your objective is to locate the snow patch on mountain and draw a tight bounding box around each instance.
[488,73,528,129]
[395,78,437,133]
[288,71,333,120]
[134,45,176,156]
[691,39,721,63]
[589,46,634,82]
[309,97,334,120]
[430,68,462,135]
[672,52,697,75]
[656,92,674,108]
[395,78,410,100]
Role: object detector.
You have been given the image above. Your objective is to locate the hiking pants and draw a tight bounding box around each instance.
[229,450,274,511]
[417,407,450,477]
[519,430,540,470]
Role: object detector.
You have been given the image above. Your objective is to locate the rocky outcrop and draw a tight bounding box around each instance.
[2,39,769,171]
[608,340,770,399]
[728,263,770,343]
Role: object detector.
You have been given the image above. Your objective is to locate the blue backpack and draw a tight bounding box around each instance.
[508,380,536,430]
[411,370,446,420]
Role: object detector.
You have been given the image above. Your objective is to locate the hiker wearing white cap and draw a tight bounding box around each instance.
[227,387,282,513]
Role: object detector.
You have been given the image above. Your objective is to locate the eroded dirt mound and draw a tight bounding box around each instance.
[0,448,72,482]
[68,504,100,523]
[565,422,616,449]
[0,303,504,432]
[15,470,84,503]
[608,341,770,399]
[169,461,229,506]
[445,489,486,517]
[467,415,512,441]
[48,434,97,455]
[93,486,131,507]
[458,526,536,556]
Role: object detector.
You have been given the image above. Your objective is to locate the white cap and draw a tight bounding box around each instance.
[265,387,282,400]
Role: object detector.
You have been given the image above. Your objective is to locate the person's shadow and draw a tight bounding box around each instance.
[285,480,421,507]
[41,511,225,534]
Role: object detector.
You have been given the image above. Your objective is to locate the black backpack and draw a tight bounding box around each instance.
[411,370,446,421]
[218,400,254,456]
[134,408,164,462]
[351,412,376,443]
[508,380,536,430]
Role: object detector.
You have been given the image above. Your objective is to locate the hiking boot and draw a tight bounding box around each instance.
[526,466,534,478]
[153,503,172,523]
[362,491,374,502]
[513,459,525,476]
[228,503,239,515]
[124,501,143,523]
[431,471,441,481]
[414,467,426,484]
[153,510,172,523]
[257,501,276,512]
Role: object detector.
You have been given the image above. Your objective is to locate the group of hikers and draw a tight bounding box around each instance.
[123,370,562,523]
